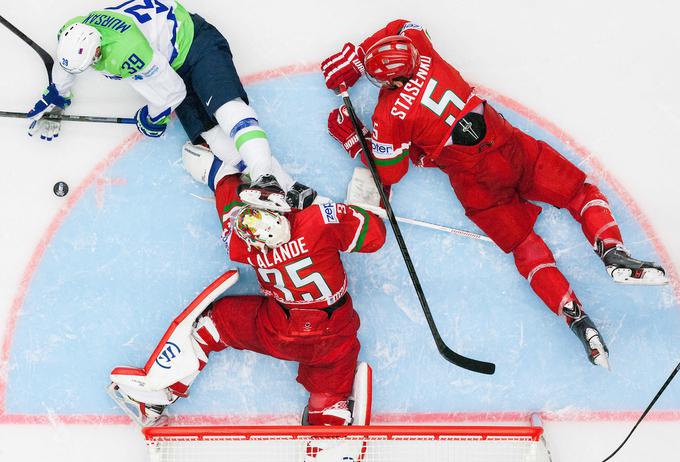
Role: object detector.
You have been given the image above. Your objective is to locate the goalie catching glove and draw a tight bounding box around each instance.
[328,105,369,159]
[320,42,365,90]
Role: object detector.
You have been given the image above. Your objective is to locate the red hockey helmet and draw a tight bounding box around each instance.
[363,35,420,88]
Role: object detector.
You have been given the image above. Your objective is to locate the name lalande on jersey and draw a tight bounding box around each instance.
[247,237,310,268]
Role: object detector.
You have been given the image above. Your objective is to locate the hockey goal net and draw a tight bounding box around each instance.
[143,425,552,462]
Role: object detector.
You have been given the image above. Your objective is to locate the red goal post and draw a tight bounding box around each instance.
[143,424,552,462]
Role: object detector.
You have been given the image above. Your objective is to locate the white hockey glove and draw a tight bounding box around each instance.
[28,107,64,141]
[27,83,71,141]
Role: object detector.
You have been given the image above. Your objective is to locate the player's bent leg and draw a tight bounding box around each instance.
[214,99,275,180]
[513,234,611,368]
[566,182,622,249]
[108,270,239,427]
[512,231,575,314]
[200,125,242,166]
[567,183,667,284]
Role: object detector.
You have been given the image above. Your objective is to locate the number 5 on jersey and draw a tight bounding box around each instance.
[421,78,466,126]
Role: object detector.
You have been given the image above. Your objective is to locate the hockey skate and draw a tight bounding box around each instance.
[107,382,172,427]
[597,242,668,285]
[286,181,317,210]
[564,301,610,370]
[237,174,291,212]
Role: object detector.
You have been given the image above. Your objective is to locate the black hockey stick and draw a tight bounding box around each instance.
[601,360,680,461]
[0,14,135,125]
[0,110,136,125]
[339,86,495,375]
[0,14,54,84]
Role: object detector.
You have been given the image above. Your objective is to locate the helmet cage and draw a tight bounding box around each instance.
[364,35,420,88]
[232,206,291,250]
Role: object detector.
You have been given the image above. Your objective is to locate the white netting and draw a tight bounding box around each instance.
[145,427,552,462]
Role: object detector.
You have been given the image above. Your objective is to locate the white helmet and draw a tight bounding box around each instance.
[57,23,102,74]
[232,206,291,250]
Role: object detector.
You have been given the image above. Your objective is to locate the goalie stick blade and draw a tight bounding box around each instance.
[439,344,496,375]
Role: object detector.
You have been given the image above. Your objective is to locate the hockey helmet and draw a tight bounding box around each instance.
[233,206,291,250]
[57,23,102,74]
[364,35,420,88]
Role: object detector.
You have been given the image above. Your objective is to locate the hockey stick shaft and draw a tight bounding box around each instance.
[0,16,135,126]
[0,14,54,84]
[601,360,680,461]
[0,110,136,124]
[353,201,493,242]
[339,86,495,375]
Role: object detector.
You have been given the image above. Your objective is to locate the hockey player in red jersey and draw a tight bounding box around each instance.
[108,161,386,426]
[321,20,668,369]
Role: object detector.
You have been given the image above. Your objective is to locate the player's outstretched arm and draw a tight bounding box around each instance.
[127,50,187,138]
[327,104,410,186]
[321,201,387,254]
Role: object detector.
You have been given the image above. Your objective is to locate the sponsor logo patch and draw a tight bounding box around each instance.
[155,341,181,369]
[371,139,395,159]
[321,202,338,224]
[400,22,424,33]
[141,64,160,79]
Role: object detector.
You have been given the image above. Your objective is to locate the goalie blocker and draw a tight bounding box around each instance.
[108,270,372,428]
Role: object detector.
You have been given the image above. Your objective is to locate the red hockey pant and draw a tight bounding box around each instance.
[440,105,623,314]
[192,294,360,408]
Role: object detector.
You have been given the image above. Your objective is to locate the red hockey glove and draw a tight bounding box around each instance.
[320,43,365,90]
[328,105,369,159]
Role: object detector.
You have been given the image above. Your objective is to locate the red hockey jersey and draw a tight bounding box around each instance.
[214,176,386,309]
[357,20,485,185]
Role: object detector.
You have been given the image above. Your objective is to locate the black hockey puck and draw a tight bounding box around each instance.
[53,181,69,197]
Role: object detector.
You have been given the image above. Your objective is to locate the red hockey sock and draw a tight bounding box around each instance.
[513,232,576,314]
[567,183,622,249]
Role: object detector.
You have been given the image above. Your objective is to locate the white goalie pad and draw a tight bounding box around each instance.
[349,361,372,426]
[346,166,381,208]
[110,270,239,403]
[303,362,372,462]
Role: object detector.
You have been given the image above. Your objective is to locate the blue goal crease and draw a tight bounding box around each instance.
[5,74,679,417]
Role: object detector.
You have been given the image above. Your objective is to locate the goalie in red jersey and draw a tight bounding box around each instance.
[321,20,668,369]
[108,151,385,427]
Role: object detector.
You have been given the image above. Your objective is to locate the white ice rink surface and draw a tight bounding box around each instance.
[2,1,680,461]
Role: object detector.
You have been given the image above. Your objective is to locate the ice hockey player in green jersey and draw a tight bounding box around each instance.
[27,0,315,210]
